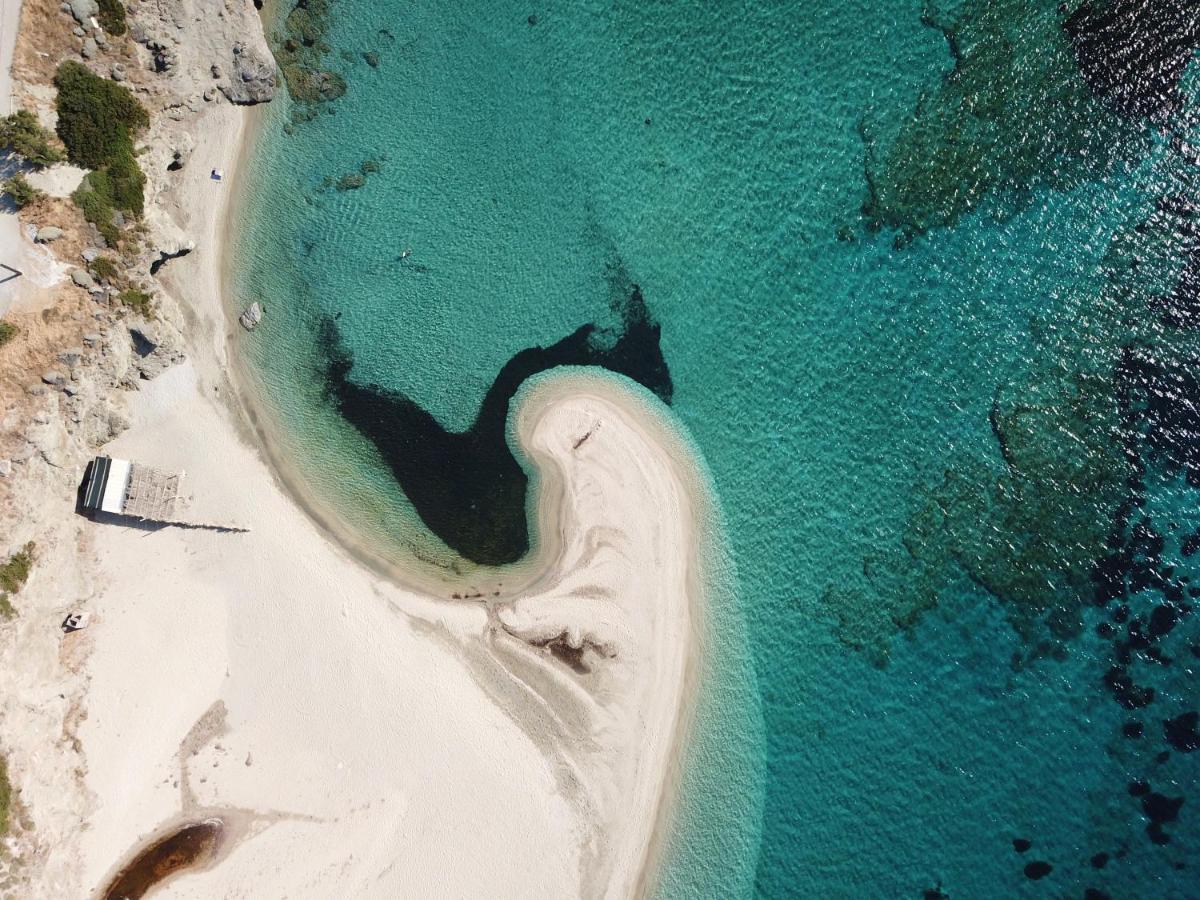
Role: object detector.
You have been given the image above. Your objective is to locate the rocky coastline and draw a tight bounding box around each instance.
[0,1,274,891]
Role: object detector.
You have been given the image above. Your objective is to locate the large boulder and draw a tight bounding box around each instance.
[35,226,64,243]
[68,0,99,26]
[219,42,277,104]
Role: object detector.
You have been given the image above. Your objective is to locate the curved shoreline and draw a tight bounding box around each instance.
[205,103,723,895]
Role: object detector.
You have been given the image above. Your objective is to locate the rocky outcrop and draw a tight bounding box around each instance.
[128,0,276,106]
[220,40,277,104]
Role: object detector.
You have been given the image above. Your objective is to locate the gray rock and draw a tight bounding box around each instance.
[107,408,131,438]
[81,37,98,59]
[94,31,107,48]
[42,370,67,387]
[148,41,177,74]
[58,347,84,368]
[35,226,64,243]
[111,62,126,82]
[81,248,101,262]
[72,26,85,37]
[71,269,96,289]
[83,332,102,346]
[68,0,98,25]
[0,460,11,478]
[239,301,263,331]
[211,63,222,79]
[129,323,159,356]
[219,44,276,104]
[202,88,216,103]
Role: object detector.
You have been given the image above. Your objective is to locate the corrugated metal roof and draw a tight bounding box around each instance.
[82,456,112,512]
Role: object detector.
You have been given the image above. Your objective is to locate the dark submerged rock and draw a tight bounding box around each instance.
[1012,837,1032,853]
[1064,0,1200,122]
[1163,711,1199,752]
[1023,861,1053,880]
[1142,792,1184,824]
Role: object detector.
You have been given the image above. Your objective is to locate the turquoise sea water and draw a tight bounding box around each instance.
[233,1,1200,896]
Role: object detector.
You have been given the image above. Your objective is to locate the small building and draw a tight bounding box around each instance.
[81,455,182,522]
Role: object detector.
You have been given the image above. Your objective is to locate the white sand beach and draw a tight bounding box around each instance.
[0,3,711,897]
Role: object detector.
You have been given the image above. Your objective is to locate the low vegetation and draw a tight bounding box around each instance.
[97,0,128,36]
[0,109,64,168]
[0,320,16,348]
[0,754,10,838]
[54,61,148,169]
[72,154,145,247]
[119,286,154,317]
[55,61,148,245]
[88,255,119,281]
[0,542,35,621]
[2,172,44,209]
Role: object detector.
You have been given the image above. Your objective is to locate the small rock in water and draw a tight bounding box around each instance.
[1023,861,1053,880]
[1164,710,1199,752]
[239,301,263,331]
[1012,837,1032,853]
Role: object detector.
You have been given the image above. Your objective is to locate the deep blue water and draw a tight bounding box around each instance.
[234,1,1200,896]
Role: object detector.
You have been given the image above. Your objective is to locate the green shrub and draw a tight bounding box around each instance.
[0,543,34,595]
[89,256,119,281]
[54,61,148,170]
[97,0,127,36]
[0,754,11,836]
[0,109,64,167]
[2,172,43,209]
[57,62,149,243]
[105,146,145,216]
[0,320,17,348]
[72,171,122,246]
[119,287,153,316]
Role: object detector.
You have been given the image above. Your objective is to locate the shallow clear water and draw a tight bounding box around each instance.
[234,1,1200,896]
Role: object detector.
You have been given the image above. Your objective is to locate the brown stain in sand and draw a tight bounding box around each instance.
[101,819,223,900]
